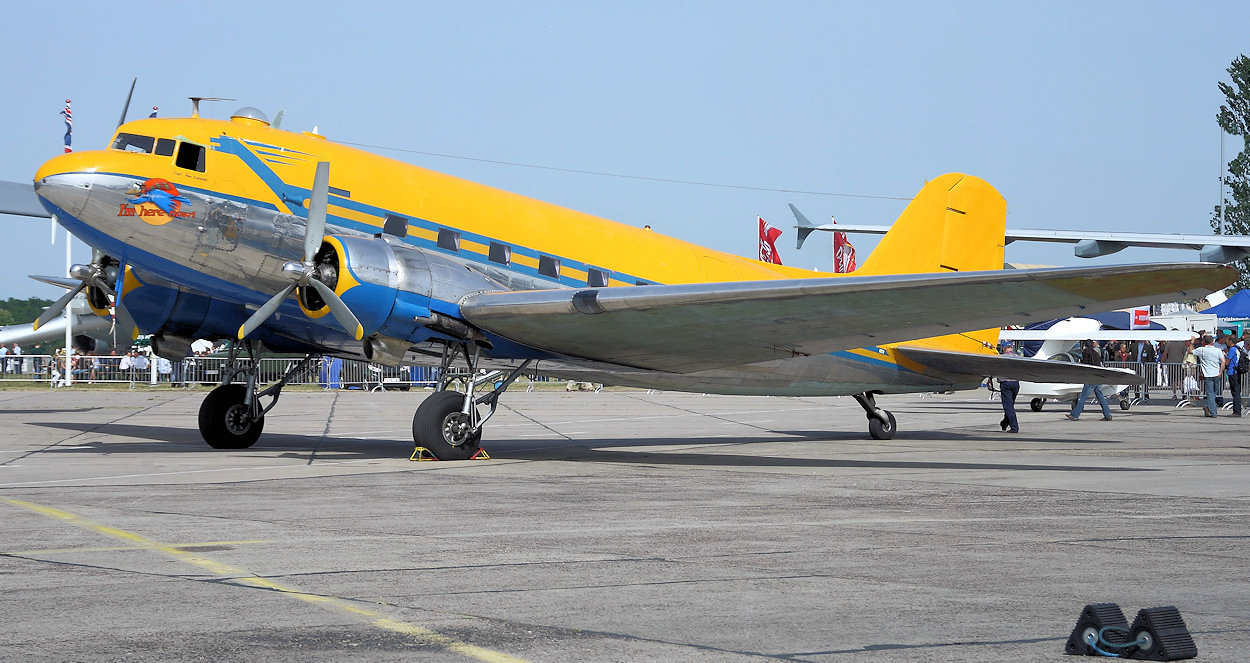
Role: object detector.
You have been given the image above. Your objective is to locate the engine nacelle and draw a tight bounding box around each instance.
[298,235,503,347]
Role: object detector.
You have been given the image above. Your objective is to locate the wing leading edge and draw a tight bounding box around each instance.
[459,262,1235,373]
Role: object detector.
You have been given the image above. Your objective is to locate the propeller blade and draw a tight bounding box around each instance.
[308,278,364,341]
[304,162,330,262]
[118,77,136,128]
[112,298,140,347]
[33,281,86,331]
[237,283,298,339]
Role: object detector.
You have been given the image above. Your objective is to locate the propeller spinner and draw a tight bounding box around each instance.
[237,162,363,341]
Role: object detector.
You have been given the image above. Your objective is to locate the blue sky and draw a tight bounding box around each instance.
[1,1,1247,298]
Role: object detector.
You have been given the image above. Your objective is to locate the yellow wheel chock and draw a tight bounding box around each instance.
[410,447,492,461]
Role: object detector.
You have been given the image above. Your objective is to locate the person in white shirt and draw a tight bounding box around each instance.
[1193,336,1227,418]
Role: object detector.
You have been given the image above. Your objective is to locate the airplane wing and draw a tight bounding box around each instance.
[795,219,1250,264]
[0,180,50,218]
[894,346,1143,384]
[459,262,1233,373]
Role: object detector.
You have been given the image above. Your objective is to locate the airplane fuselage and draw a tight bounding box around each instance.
[32,111,985,396]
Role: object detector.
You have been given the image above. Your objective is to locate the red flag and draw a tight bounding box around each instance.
[832,218,857,273]
[758,216,783,265]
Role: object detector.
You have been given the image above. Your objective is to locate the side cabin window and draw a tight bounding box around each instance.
[488,242,511,266]
[437,228,460,252]
[538,255,560,278]
[154,138,176,157]
[176,142,206,172]
[587,268,610,287]
[111,133,155,153]
[382,214,408,238]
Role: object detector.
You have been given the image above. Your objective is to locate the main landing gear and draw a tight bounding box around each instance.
[853,392,896,440]
[411,342,532,460]
[198,341,316,449]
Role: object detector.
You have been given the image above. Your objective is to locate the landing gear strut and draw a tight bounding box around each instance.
[198,341,315,449]
[853,392,896,440]
[411,342,531,460]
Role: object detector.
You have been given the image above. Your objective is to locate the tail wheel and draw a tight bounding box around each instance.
[413,390,482,460]
[868,411,896,440]
[1030,398,1044,412]
[198,384,264,449]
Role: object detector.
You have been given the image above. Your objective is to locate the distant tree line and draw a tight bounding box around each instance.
[1213,54,1250,291]
[0,297,55,326]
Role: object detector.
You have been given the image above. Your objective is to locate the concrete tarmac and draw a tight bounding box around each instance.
[0,387,1247,662]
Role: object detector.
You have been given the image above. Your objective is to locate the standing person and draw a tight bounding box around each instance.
[1140,338,1157,401]
[11,343,22,375]
[997,343,1020,433]
[1193,336,1226,418]
[1224,334,1242,417]
[1066,340,1114,421]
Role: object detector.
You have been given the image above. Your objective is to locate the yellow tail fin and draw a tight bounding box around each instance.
[867,174,1007,354]
[858,173,1006,276]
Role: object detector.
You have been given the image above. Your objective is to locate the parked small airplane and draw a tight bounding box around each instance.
[0,101,1235,458]
[0,288,114,354]
[998,318,1194,412]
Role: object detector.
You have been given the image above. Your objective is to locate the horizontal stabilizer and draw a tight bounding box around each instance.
[896,346,1143,384]
[0,180,50,218]
[460,262,1234,373]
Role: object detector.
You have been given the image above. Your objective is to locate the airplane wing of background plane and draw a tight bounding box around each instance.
[793,217,1250,264]
[460,262,1233,373]
[0,181,49,218]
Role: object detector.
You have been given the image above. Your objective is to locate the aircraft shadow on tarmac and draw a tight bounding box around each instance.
[28,421,1151,473]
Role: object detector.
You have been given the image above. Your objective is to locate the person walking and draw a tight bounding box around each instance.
[997,343,1020,433]
[1223,334,1242,417]
[1193,336,1226,418]
[1066,340,1114,421]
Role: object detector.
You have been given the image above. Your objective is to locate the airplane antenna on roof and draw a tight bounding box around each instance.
[272,110,285,129]
[117,77,136,129]
[188,97,236,119]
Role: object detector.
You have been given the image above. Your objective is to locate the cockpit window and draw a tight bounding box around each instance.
[175,142,206,172]
[111,133,155,153]
[154,138,176,157]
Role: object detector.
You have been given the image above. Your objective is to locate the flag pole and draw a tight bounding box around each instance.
[60,98,74,385]
[64,226,73,386]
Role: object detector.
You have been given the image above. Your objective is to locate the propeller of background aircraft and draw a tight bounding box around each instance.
[237,161,364,341]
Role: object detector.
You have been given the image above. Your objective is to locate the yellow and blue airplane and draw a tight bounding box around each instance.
[0,103,1234,458]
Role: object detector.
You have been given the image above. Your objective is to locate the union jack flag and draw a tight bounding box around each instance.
[60,100,72,153]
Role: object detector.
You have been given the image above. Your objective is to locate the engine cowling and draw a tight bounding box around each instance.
[298,235,503,362]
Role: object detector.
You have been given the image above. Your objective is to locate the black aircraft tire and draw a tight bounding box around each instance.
[413,390,482,460]
[868,410,897,440]
[198,384,264,449]
[1120,398,1131,411]
[1030,398,1044,412]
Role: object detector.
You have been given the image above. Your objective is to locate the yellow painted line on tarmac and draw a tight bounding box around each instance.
[4,498,529,663]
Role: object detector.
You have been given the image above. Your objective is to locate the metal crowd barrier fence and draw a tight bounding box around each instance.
[0,354,528,390]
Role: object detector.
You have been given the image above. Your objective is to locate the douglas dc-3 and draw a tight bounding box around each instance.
[0,102,1235,458]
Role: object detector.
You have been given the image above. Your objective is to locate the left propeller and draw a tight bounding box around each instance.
[31,251,137,347]
[237,162,364,341]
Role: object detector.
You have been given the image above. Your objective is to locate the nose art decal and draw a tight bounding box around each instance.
[120,178,195,226]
